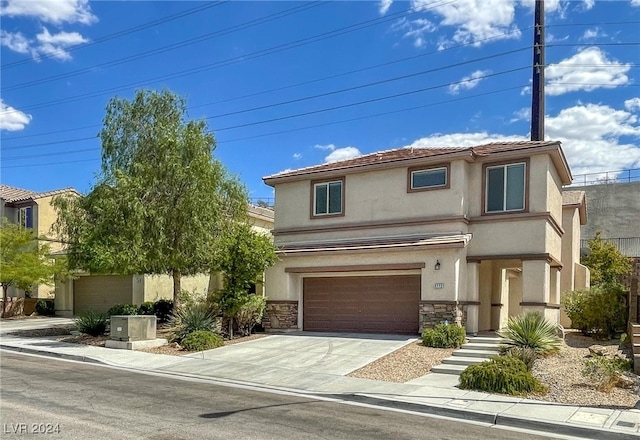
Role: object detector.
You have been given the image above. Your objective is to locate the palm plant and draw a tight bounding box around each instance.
[171,303,216,342]
[498,312,561,356]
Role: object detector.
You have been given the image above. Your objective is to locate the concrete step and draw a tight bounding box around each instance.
[452,348,499,359]
[461,342,503,351]
[431,364,468,375]
[467,336,505,345]
[442,356,487,366]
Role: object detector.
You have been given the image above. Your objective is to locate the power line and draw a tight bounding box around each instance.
[0,2,228,70]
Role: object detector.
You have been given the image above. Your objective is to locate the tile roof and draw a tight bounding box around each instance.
[0,184,78,203]
[264,141,560,182]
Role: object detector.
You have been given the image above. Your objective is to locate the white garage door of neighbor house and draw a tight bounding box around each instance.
[74,275,133,314]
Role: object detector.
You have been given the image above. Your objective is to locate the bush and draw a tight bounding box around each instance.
[497,312,561,356]
[107,303,139,316]
[153,299,174,323]
[171,303,215,342]
[74,311,108,336]
[235,295,267,336]
[35,299,55,316]
[181,330,224,351]
[504,347,537,371]
[459,356,544,395]
[422,323,466,348]
[562,283,627,339]
[137,301,155,315]
[582,356,632,392]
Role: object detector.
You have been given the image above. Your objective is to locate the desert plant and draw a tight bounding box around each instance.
[504,346,538,371]
[153,299,174,323]
[181,330,224,351]
[498,312,561,355]
[74,311,108,336]
[35,299,55,316]
[422,323,466,348]
[582,356,632,392]
[107,303,139,316]
[459,356,545,395]
[171,303,215,342]
[562,283,627,339]
[137,301,155,315]
[235,295,267,336]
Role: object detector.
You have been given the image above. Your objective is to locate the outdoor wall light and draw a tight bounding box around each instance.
[435,260,441,270]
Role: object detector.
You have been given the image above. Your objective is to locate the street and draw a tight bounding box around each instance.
[0,351,559,440]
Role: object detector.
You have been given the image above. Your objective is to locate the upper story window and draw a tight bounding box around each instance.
[18,206,33,229]
[312,178,344,217]
[485,162,527,213]
[408,164,449,192]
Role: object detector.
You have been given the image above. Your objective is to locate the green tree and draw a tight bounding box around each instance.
[581,231,632,285]
[53,89,248,309]
[0,218,60,317]
[214,222,277,337]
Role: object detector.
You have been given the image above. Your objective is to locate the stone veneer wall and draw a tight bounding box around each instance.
[419,301,468,331]
[263,300,299,330]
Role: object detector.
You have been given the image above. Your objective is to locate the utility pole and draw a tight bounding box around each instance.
[531,0,545,141]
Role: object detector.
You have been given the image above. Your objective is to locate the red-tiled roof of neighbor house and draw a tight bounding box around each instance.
[0,184,79,203]
[264,140,562,183]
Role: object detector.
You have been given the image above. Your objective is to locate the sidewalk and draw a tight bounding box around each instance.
[1,321,638,440]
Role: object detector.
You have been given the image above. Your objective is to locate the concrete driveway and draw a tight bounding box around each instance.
[184,332,416,376]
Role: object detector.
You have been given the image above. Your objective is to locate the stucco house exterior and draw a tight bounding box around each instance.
[262,141,589,334]
[54,205,274,316]
[0,184,80,299]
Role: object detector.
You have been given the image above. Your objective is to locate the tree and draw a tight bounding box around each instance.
[54,89,248,309]
[581,231,632,286]
[214,222,277,337]
[0,218,60,317]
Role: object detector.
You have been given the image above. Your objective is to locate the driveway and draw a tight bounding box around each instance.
[184,332,416,376]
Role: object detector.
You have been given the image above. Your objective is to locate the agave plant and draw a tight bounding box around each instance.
[171,303,216,342]
[498,312,562,356]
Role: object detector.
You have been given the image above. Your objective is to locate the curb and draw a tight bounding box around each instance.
[0,344,105,365]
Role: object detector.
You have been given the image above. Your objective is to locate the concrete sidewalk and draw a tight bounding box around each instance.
[1,325,638,439]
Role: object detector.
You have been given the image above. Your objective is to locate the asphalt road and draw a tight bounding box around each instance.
[0,352,558,440]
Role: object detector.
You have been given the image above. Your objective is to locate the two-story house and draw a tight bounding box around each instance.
[0,184,80,299]
[262,141,589,334]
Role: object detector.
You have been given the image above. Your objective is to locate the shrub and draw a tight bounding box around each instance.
[422,323,466,348]
[582,356,633,392]
[35,299,55,316]
[171,303,215,342]
[497,312,561,356]
[504,347,537,371]
[74,311,108,336]
[459,356,544,395]
[137,301,155,315]
[181,330,224,351]
[235,295,267,336]
[107,303,139,316]
[153,299,174,323]
[562,283,627,339]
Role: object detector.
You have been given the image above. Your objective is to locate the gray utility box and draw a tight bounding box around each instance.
[110,315,157,342]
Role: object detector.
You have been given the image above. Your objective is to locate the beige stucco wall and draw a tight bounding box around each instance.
[53,277,74,317]
[142,274,211,303]
[560,207,580,293]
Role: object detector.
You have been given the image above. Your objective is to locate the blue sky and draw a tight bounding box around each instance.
[1,0,639,201]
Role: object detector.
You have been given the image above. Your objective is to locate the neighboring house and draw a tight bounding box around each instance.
[262,141,589,335]
[54,205,274,316]
[0,184,79,299]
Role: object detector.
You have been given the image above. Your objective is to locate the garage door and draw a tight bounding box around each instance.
[74,276,133,314]
[303,275,420,334]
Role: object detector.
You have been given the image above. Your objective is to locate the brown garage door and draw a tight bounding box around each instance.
[74,276,133,314]
[303,275,420,334]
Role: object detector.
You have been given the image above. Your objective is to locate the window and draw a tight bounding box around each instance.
[312,179,343,216]
[18,206,33,229]
[485,162,526,213]
[409,165,448,191]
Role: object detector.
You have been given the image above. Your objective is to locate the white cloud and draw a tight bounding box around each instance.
[412,0,521,47]
[545,47,630,96]
[448,69,491,94]
[1,27,88,61]
[393,17,436,48]
[580,27,605,40]
[633,0,640,6]
[624,98,640,112]
[0,99,32,131]
[510,107,531,123]
[580,0,595,11]
[0,30,30,53]
[314,144,336,151]
[405,132,524,149]
[1,0,97,25]
[325,147,362,163]
[379,0,393,15]
[293,153,302,160]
